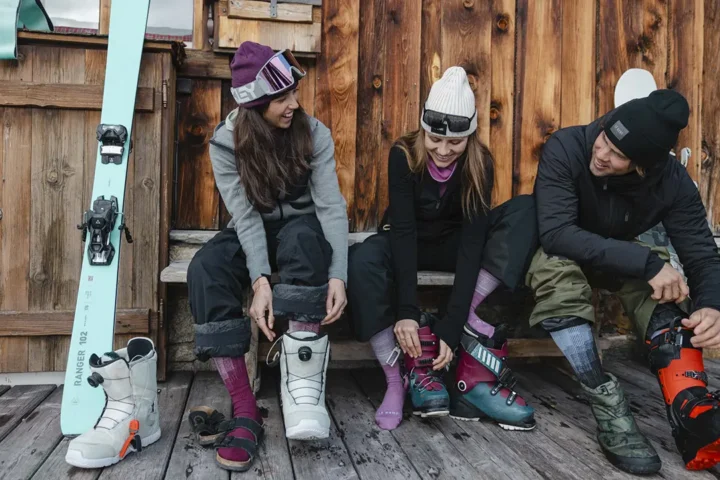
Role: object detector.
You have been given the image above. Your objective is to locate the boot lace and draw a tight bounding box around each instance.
[95,373,134,430]
[412,368,444,392]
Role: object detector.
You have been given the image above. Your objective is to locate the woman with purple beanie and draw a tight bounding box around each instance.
[185,41,349,471]
[347,66,539,432]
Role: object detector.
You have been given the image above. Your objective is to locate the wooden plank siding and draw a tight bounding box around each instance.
[173,0,720,234]
[0,43,171,373]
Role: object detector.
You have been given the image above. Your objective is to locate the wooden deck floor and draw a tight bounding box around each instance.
[2,359,720,480]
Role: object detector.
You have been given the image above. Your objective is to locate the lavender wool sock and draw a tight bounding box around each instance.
[466,269,500,337]
[370,326,406,430]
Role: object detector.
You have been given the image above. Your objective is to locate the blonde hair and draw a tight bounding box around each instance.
[395,128,493,217]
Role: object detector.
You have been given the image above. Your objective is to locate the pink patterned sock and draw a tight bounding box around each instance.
[370,327,406,430]
[288,320,321,334]
[466,269,500,338]
[213,356,261,463]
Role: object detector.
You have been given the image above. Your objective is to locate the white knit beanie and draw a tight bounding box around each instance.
[420,66,477,138]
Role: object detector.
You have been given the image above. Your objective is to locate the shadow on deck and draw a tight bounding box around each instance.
[2,358,720,479]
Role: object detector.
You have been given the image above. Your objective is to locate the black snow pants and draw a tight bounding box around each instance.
[188,214,333,360]
[346,195,538,342]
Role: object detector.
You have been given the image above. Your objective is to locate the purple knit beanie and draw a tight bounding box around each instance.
[230,41,298,109]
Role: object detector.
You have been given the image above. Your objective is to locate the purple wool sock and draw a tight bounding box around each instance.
[370,326,406,430]
[213,356,261,463]
[466,269,500,338]
[288,320,321,334]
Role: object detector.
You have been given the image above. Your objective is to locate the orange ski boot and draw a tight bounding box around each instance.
[649,318,720,470]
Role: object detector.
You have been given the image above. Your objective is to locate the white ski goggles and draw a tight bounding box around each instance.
[231,49,306,105]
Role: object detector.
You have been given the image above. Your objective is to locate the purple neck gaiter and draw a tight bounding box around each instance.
[427,158,458,197]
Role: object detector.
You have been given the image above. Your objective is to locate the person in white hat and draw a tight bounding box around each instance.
[346,66,539,431]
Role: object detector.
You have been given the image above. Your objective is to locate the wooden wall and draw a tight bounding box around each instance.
[0,42,175,374]
[175,0,720,234]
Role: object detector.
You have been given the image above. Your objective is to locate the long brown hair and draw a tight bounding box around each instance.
[233,106,313,211]
[395,128,493,217]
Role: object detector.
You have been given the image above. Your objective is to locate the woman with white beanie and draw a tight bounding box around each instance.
[347,66,538,432]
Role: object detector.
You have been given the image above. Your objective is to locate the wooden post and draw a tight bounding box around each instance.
[315,0,360,224]
[353,0,386,231]
[513,0,562,195]
[99,0,111,35]
[193,0,213,50]
[668,0,704,183]
[490,0,516,205]
[702,0,720,234]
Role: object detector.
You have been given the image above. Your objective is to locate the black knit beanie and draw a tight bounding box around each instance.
[603,89,689,168]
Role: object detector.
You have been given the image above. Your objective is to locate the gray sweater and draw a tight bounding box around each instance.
[209,109,349,284]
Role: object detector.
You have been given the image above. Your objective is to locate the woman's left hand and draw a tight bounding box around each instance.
[322,278,347,325]
[432,339,453,371]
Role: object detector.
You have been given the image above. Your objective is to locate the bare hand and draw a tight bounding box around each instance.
[432,339,453,371]
[249,279,275,341]
[648,263,689,304]
[322,278,347,325]
[394,319,421,358]
[682,308,720,348]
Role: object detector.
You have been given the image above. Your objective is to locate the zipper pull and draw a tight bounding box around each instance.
[435,201,440,210]
[625,212,629,222]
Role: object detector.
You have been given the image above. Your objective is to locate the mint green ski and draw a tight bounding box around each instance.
[61,0,150,436]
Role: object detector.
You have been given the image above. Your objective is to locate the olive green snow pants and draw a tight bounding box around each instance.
[525,243,680,338]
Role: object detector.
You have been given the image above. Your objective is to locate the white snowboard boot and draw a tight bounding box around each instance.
[279,331,331,440]
[65,337,161,468]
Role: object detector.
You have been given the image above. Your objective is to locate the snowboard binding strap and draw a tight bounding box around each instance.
[97,124,129,165]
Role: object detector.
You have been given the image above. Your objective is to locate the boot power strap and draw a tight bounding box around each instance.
[461,336,516,390]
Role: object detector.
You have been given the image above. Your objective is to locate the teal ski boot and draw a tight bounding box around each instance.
[449,325,536,430]
[402,314,450,417]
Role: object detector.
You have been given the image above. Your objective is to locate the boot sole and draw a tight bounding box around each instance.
[286,419,329,440]
[685,438,720,470]
[449,395,536,431]
[449,414,536,431]
[412,409,449,418]
[65,428,162,469]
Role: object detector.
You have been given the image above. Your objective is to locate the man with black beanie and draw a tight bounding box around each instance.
[527,88,720,475]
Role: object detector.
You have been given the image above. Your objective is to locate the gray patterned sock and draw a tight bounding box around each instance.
[550,323,609,389]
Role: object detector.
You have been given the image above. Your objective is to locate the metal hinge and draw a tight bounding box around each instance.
[269,0,278,17]
[161,80,168,109]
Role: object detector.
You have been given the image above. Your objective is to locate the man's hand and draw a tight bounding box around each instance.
[648,263,689,304]
[322,278,347,325]
[250,277,275,341]
[683,308,720,348]
[394,319,421,358]
[432,339,453,371]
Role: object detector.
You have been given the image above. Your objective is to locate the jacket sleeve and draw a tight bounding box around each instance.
[388,146,421,323]
[209,142,271,285]
[308,122,349,284]
[535,135,656,279]
[434,164,494,350]
[662,172,720,312]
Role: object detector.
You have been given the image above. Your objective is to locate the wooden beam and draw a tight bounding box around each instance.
[178,49,231,78]
[229,0,313,23]
[0,82,155,112]
[0,309,151,336]
[17,31,181,54]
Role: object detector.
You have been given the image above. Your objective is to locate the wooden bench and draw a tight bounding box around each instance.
[160,230,624,391]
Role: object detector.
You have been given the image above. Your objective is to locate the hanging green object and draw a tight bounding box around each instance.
[1,0,53,60]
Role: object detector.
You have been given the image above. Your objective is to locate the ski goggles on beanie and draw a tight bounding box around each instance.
[231,49,306,105]
[421,106,477,136]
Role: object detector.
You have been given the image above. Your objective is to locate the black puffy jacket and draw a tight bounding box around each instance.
[534,113,720,313]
